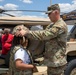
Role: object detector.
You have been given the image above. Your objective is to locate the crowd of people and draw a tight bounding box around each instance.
[0,4,68,75]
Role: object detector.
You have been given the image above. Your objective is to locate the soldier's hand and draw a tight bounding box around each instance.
[15,28,29,37]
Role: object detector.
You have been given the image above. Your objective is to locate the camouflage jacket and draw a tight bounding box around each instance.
[9,45,33,75]
[26,18,68,67]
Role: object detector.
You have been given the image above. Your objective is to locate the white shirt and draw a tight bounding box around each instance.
[14,48,31,64]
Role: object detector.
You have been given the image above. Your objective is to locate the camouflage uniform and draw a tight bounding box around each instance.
[9,45,33,75]
[26,18,68,75]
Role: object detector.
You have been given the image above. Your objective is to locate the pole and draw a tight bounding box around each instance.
[50,0,52,5]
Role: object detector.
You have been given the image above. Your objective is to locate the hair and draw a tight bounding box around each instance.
[4,28,11,34]
[11,36,29,48]
[12,36,23,46]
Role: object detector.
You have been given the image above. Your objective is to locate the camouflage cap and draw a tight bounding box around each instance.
[12,25,28,44]
[12,24,28,35]
[46,4,60,14]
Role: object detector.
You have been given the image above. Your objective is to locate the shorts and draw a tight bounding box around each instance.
[47,65,66,75]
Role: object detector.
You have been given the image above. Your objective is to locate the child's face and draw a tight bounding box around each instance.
[20,38,28,47]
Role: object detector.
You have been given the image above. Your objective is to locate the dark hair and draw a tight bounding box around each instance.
[12,36,23,46]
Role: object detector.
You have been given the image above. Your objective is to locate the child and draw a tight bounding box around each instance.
[9,25,36,75]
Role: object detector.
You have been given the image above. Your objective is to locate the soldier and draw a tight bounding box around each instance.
[15,4,68,75]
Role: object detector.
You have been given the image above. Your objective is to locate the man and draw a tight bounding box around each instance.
[1,28,14,55]
[15,4,68,75]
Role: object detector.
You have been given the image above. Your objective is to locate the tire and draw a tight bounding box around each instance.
[64,59,76,75]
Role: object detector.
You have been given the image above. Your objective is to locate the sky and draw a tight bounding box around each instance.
[0,0,76,31]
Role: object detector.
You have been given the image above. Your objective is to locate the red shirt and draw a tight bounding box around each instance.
[1,34,14,55]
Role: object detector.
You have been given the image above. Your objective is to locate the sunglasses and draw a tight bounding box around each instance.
[48,12,52,16]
